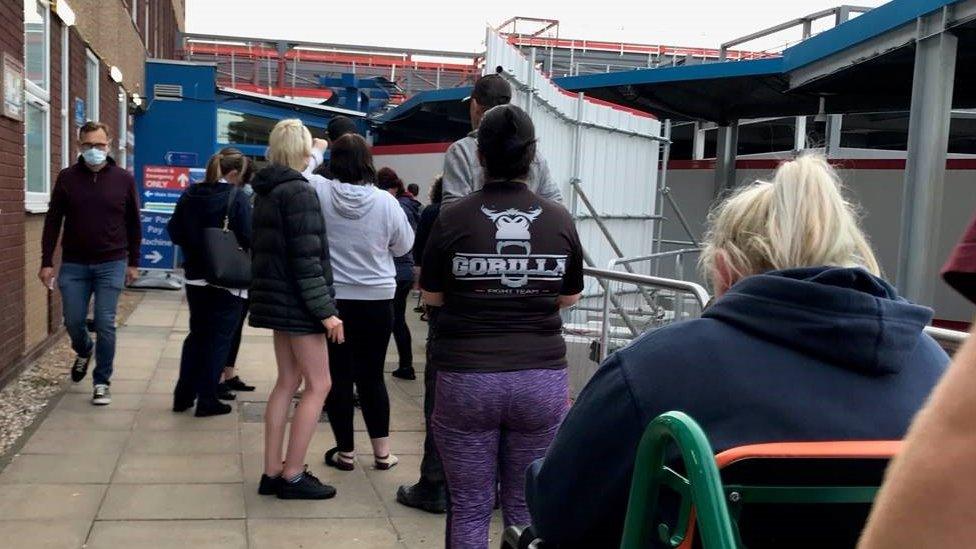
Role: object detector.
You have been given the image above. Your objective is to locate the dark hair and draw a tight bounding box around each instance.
[329,134,376,184]
[429,176,443,204]
[376,167,406,196]
[78,121,110,139]
[204,147,248,184]
[327,116,358,142]
[471,73,512,110]
[477,104,537,181]
[407,183,420,197]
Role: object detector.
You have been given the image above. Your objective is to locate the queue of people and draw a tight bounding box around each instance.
[37,72,972,548]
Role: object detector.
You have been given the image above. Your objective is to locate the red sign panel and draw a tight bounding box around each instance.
[143,165,190,190]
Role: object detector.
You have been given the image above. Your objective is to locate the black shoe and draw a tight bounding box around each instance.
[391,367,416,381]
[70,354,92,383]
[396,480,447,514]
[324,447,356,471]
[258,474,283,496]
[217,384,237,401]
[195,401,233,417]
[225,376,255,392]
[277,470,337,500]
[173,395,195,412]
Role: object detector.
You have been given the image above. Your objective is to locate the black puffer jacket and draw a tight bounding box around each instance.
[248,165,338,333]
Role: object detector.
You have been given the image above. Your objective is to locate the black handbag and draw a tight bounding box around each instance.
[202,187,252,289]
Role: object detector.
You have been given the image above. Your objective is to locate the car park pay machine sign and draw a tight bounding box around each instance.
[138,165,205,270]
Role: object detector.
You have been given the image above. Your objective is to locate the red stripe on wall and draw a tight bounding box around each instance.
[668,158,976,170]
[372,142,454,155]
[933,319,972,331]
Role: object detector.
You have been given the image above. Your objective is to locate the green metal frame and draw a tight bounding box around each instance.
[619,412,737,549]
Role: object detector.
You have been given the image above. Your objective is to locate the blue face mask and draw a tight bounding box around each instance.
[82,148,107,166]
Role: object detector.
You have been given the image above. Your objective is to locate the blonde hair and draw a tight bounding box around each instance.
[267,119,312,171]
[700,154,880,288]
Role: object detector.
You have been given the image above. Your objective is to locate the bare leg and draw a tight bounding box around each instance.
[283,333,331,479]
[264,331,302,477]
[371,436,391,458]
[222,367,235,383]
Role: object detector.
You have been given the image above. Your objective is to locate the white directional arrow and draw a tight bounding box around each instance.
[146,251,164,264]
[176,173,189,187]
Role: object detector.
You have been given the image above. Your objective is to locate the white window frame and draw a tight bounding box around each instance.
[144,0,150,50]
[130,0,137,26]
[85,48,99,122]
[25,94,52,212]
[61,22,69,168]
[117,87,127,169]
[24,0,51,102]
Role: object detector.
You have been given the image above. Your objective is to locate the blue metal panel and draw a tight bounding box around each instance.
[375,86,472,123]
[554,58,784,91]
[216,95,331,130]
[781,0,961,71]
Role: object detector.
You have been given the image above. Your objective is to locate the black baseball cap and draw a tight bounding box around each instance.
[466,72,512,110]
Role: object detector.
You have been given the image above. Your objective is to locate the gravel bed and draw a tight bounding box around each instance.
[0,291,143,457]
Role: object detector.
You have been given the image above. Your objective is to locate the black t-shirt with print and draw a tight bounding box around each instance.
[421,180,585,372]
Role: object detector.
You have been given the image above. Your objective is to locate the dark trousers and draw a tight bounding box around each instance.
[420,305,444,485]
[225,299,249,370]
[175,285,244,406]
[326,299,394,452]
[392,280,414,370]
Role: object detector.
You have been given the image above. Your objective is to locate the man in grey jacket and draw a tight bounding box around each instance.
[440,73,563,206]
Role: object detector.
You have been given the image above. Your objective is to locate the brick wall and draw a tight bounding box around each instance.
[23,217,47,350]
[0,0,26,379]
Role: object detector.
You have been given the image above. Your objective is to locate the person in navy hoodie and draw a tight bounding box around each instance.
[525,154,949,548]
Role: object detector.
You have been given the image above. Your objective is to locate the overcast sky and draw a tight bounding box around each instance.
[185,0,890,57]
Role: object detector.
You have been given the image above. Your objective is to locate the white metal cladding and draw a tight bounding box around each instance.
[485,29,662,284]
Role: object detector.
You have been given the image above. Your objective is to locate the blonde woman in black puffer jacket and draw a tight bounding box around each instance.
[249,119,343,501]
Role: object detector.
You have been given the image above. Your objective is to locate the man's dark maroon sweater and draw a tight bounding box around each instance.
[42,157,142,268]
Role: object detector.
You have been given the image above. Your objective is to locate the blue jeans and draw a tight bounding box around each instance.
[58,261,126,386]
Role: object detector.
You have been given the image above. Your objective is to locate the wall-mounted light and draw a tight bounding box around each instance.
[53,0,76,26]
[110,66,124,84]
[132,93,143,108]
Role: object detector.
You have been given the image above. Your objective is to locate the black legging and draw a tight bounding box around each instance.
[325,299,394,452]
[392,280,414,369]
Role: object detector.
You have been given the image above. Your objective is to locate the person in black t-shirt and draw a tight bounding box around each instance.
[420,104,584,548]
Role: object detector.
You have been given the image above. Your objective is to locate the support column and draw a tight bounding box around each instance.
[713,122,738,197]
[897,11,956,305]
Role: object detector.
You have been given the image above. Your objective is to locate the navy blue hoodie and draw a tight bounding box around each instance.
[525,267,948,547]
[167,182,252,281]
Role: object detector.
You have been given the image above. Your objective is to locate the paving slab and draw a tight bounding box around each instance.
[98,483,245,520]
[87,520,247,549]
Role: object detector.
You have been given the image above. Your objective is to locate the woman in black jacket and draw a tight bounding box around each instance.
[249,119,344,501]
[168,148,252,418]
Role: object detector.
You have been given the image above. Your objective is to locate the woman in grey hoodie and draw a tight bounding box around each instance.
[306,134,415,472]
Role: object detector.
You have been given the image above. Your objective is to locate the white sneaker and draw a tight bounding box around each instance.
[92,384,111,406]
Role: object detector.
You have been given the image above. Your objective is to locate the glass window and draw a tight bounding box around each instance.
[840,113,909,151]
[86,50,99,122]
[25,97,49,196]
[24,0,48,95]
[217,108,327,145]
[668,123,694,160]
[737,118,796,156]
[949,114,976,154]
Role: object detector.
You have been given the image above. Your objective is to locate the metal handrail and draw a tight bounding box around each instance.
[923,326,969,353]
[585,267,710,307]
[719,5,873,59]
[609,248,702,268]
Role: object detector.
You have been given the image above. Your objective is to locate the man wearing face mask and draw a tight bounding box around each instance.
[40,122,142,406]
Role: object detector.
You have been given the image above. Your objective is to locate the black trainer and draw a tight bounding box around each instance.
[278,470,337,500]
[70,354,91,383]
[391,367,416,381]
[396,480,447,514]
[216,383,237,401]
[224,376,255,392]
[258,474,283,496]
[195,401,232,417]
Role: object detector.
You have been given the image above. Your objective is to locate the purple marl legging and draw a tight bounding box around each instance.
[432,368,569,549]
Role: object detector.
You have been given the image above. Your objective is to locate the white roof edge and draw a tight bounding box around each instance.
[147,58,218,67]
[217,87,368,118]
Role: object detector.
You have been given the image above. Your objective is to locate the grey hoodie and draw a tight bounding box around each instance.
[441,131,563,206]
[307,173,415,300]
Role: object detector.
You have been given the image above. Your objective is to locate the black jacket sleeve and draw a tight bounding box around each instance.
[525,352,645,546]
[280,183,338,320]
[231,190,253,251]
[125,174,143,267]
[166,194,189,248]
[412,205,439,264]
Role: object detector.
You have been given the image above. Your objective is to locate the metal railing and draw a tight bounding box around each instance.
[718,5,873,60]
[562,267,969,396]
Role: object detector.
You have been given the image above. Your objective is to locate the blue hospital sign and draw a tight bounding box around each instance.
[139,210,176,270]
